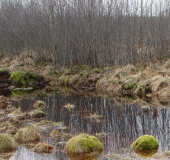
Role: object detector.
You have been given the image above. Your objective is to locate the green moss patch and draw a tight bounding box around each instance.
[10,72,37,88]
[131,135,159,151]
[124,82,135,90]
[0,133,18,153]
[65,133,103,153]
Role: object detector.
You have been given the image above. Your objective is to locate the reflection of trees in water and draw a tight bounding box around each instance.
[43,93,170,152]
[13,93,170,156]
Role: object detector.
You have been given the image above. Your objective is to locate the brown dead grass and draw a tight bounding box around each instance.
[33,142,54,154]
[15,126,41,144]
[163,59,170,69]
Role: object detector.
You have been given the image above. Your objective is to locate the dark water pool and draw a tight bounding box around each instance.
[10,92,170,160]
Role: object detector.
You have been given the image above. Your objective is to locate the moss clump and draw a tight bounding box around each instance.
[0,133,18,153]
[15,126,41,144]
[65,133,103,153]
[10,72,37,88]
[131,135,159,151]
[10,72,26,87]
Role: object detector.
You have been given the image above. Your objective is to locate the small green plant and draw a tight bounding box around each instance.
[82,65,87,70]
[124,82,134,90]
[10,72,26,87]
[64,77,70,85]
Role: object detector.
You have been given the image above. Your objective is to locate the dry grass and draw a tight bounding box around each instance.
[113,64,137,78]
[63,103,75,110]
[156,87,170,101]
[33,100,45,110]
[33,142,54,154]
[151,76,170,93]
[15,126,41,144]
[163,59,170,69]
[49,130,60,139]
[85,113,102,122]
[0,134,18,153]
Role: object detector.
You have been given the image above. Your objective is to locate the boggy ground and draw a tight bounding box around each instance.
[1,55,170,107]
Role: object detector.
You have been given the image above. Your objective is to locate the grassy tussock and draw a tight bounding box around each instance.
[150,76,170,93]
[15,126,41,144]
[113,64,137,78]
[65,133,103,153]
[0,134,18,153]
[33,100,45,110]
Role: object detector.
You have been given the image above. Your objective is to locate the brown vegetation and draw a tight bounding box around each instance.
[0,134,18,153]
[33,142,54,154]
[15,126,41,144]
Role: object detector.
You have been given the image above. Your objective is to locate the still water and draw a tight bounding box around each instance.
[10,92,170,160]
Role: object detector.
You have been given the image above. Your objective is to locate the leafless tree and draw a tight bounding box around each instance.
[0,0,170,68]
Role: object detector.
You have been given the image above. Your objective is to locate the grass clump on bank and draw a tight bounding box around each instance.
[15,125,41,144]
[65,133,103,153]
[0,133,18,153]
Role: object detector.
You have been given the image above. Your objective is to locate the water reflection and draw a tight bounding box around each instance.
[10,92,170,159]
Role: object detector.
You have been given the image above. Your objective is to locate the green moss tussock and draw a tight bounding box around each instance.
[65,133,103,153]
[10,72,37,88]
[131,135,159,151]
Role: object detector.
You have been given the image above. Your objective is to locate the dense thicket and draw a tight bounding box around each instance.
[1,0,170,67]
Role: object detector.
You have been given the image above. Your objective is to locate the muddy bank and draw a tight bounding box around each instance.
[0,70,49,96]
[1,55,170,106]
[50,61,170,107]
